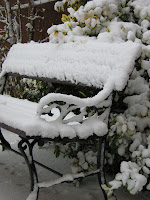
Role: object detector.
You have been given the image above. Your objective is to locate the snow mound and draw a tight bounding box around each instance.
[0,95,108,139]
[1,39,141,91]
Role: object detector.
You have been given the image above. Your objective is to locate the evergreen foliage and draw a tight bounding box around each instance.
[46,0,150,195]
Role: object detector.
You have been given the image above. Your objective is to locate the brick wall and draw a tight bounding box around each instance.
[21,1,63,42]
[0,0,63,43]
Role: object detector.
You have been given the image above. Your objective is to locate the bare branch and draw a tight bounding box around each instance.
[3,0,16,45]
[17,0,22,42]
[28,0,35,41]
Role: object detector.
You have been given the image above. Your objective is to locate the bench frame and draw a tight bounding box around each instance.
[0,72,116,200]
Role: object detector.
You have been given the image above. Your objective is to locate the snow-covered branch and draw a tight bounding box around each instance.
[27,0,35,41]
[16,0,22,43]
[3,0,16,45]
[38,169,100,188]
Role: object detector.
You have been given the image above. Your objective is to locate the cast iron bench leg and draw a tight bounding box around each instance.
[18,138,39,200]
[0,128,11,151]
[97,136,107,200]
[97,137,117,200]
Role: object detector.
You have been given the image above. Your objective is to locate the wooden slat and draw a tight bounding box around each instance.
[0,122,26,138]
[7,72,98,89]
[0,121,99,143]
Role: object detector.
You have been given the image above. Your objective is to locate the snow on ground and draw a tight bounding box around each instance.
[0,129,150,200]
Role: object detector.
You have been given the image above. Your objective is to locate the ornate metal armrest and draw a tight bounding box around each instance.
[37,82,113,126]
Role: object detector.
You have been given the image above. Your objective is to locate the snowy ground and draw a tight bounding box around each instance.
[0,129,150,200]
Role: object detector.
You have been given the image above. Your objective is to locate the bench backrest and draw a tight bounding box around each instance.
[1,40,141,93]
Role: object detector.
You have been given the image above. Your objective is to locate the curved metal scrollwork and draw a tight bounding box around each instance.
[18,138,39,199]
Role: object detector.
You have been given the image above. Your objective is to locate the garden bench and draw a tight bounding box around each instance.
[0,39,141,200]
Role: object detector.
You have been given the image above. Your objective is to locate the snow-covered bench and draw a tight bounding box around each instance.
[0,39,141,200]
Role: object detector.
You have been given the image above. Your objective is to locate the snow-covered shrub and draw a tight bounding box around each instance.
[47,0,150,196]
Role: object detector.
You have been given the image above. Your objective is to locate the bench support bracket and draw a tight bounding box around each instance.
[0,128,11,151]
[97,136,107,199]
[18,138,39,199]
[97,136,117,200]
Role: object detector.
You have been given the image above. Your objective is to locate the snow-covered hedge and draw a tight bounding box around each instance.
[47,0,150,196]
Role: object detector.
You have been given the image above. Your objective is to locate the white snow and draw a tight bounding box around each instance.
[1,40,142,91]
[34,0,54,4]
[11,0,55,10]
[113,161,147,195]
[142,31,150,44]
[130,0,150,19]
[38,172,85,188]
[0,95,108,139]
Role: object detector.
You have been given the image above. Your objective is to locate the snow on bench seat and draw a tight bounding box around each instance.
[0,95,107,139]
[1,39,141,91]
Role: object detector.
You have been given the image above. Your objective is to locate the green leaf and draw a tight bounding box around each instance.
[79,91,87,97]
[54,145,60,158]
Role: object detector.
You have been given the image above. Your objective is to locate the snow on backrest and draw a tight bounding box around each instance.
[1,39,141,91]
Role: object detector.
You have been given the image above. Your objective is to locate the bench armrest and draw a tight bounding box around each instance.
[37,82,113,124]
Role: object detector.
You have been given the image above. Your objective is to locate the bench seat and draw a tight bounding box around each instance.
[0,95,107,139]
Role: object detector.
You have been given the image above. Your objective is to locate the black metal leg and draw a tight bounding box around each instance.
[0,128,11,151]
[18,138,39,200]
[97,137,117,200]
[97,136,108,200]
